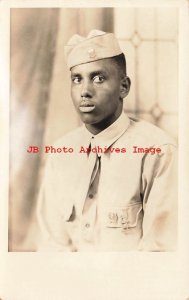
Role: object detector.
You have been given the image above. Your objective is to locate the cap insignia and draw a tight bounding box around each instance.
[88,48,96,58]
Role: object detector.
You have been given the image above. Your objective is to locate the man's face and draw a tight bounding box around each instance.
[70,58,128,134]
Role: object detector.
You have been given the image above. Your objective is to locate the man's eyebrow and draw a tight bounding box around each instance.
[90,70,107,77]
[71,73,81,77]
[71,69,108,77]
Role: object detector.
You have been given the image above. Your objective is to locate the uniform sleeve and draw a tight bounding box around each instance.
[36,157,75,252]
[138,143,177,251]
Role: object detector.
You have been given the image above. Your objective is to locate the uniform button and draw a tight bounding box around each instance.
[85,223,90,228]
[89,194,93,199]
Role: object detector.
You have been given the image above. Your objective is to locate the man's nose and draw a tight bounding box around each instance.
[81,81,93,98]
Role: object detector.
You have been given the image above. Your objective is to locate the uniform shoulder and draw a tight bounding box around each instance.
[128,117,177,147]
[52,126,84,147]
[44,126,85,165]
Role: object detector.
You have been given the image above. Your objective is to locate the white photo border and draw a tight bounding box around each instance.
[0,1,189,300]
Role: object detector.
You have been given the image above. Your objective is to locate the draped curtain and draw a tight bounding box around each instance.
[10,8,113,251]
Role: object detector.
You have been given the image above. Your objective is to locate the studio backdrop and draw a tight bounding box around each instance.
[9,7,178,251]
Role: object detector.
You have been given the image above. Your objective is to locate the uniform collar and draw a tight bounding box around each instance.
[82,111,130,150]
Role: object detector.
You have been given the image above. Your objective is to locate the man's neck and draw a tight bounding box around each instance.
[85,110,123,135]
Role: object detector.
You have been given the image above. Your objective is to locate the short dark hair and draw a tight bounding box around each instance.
[110,53,127,77]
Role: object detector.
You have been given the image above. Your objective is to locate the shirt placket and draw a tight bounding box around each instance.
[81,137,101,242]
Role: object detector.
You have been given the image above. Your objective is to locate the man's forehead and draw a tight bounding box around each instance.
[70,58,115,75]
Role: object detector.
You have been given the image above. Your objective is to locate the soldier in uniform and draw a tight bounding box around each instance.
[37,30,177,251]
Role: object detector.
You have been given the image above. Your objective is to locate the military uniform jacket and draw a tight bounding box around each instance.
[37,113,177,251]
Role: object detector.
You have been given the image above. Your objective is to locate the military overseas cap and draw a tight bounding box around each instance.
[64,29,123,69]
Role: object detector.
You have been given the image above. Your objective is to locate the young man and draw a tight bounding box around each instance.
[37,30,177,251]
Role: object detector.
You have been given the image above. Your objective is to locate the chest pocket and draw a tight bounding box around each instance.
[105,202,143,229]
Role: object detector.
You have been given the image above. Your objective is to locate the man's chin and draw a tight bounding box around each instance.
[79,114,98,125]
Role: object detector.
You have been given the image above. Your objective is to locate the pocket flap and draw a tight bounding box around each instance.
[105,203,142,228]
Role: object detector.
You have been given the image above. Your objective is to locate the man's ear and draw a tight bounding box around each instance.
[120,76,131,99]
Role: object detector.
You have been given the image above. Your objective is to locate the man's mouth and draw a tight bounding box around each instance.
[79,101,95,113]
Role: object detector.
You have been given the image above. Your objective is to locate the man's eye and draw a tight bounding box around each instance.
[93,75,105,83]
[72,77,81,84]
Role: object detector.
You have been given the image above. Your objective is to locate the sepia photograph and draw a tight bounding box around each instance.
[9,6,178,252]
